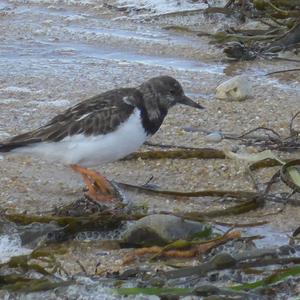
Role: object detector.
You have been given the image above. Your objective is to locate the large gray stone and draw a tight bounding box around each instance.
[122,214,209,246]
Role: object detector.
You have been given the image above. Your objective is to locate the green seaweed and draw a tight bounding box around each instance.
[5,211,123,235]
[161,240,193,251]
[0,275,70,292]
[162,25,196,33]
[118,181,257,198]
[31,245,68,259]
[249,158,282,170]
[231,265,300,290]
[182,199,261,221]
[126,148,226,160]
[280,159,300,192]
[191,226,213,240]
[0,243,69,280]
[4,255,50,275]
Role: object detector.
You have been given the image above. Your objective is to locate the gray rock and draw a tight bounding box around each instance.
[122,214,209,246]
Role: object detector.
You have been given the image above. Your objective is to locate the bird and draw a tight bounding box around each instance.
[0,76,204,202]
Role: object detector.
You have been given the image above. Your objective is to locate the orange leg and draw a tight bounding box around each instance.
[70,164,113,202]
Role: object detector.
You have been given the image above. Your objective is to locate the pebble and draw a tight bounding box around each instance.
[182,126,199,132]
[204,131,223,143]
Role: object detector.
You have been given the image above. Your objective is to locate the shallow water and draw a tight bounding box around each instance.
[0,234,32,263]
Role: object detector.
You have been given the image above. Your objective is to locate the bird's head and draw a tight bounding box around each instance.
[142,76,204,111]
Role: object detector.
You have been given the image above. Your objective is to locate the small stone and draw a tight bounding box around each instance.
[216,75,252,101]
[231,145,239,153]
[182,126,199,132]
[204,131,223,143]
[246,146,258,153]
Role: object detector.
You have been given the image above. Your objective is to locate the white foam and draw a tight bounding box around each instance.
[10,0,95,4]
[0,234,32,264]
[115,0,208,14]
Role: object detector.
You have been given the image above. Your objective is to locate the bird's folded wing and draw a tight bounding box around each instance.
[2,93,136,150]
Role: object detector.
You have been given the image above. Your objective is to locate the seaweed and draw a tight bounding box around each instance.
[4,210,125,237]
[125,148,226,160]
[0,275,70,293]
[122,230,241,264]
[189,0,300,60]
[165,246,299,280]
[0,244,71,292]
[232,265,300,291]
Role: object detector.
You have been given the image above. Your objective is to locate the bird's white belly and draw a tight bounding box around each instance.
[14,108,148,167]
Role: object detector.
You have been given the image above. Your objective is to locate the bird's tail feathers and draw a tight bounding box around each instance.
[0,138,41,153]
[0,142,25,152]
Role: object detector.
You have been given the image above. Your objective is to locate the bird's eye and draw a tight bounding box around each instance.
[169,89,176,95]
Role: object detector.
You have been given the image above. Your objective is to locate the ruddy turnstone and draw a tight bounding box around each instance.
[0,76,203,201]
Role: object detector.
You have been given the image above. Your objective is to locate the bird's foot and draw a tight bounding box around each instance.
[70,164,114,202]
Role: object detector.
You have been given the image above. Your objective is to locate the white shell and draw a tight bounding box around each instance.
[205,132,223,143]
[216,75,252,101]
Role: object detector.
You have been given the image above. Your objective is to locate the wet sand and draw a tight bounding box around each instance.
[1,0,300,297]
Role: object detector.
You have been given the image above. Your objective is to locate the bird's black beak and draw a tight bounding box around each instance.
[178,95,204,110]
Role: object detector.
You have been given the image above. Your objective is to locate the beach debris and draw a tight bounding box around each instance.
[216,75,252,101]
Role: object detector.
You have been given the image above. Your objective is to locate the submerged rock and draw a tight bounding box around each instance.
[122,214,209,246]
[216,75,252,101]
[18,222,63,247]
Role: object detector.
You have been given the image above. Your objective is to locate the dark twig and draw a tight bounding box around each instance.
[238,126,281,140]
[144,141,197,150]
[266,68,300,76]
[213,220,269,228]
[289,111,300,136]
[76,260,87,275]
[273,57,300,63]
[263,169,281,195]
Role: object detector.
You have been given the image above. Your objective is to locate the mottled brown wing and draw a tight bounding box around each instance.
[1,88,137,151]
